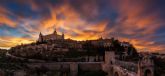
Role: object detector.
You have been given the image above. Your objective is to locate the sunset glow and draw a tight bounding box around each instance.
[0,0,165,53]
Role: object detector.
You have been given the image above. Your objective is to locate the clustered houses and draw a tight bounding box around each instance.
[1,29,155,76]
[10,40,69,60]
[9,28,136,62]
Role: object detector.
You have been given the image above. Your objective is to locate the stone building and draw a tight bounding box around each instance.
[38,28,64,42]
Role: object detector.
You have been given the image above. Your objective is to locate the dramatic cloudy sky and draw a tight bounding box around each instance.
[0,0,165,53]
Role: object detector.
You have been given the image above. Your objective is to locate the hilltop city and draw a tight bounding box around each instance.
[9,28,138,62]
[0,28,165,76]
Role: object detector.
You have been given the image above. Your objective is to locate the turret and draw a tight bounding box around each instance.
[62,32,65,39]
[38,32,43,42]
[102,50,115,75]
[53,27,57,34]
[137,56,154,76]
[39,32,43,37]
[99,36,103,40]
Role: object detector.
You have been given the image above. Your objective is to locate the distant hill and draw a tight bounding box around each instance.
[8,38,139,61]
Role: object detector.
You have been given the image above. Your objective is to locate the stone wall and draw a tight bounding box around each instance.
[25,62,103,76]
[79,62,102,71]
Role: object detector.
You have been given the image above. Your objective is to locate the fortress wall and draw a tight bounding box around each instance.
[26,62,103,71]
[26,63,70,70]
[78,62,102,71]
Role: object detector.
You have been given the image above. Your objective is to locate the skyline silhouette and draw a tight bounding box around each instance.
[0,0,165,53]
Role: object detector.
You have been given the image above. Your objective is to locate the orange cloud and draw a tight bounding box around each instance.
[37,2,108,41]
[116,37,164,53]
[0,36,34,49]
[0,16,16,27]
[105,0,165,52]
[109,0,161,35]
[0,7,17,27]
[0,0,164,53]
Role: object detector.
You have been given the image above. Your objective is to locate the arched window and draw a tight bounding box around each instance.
[114,72,119,76]
[110,61,113,65]
[144,69,152,76]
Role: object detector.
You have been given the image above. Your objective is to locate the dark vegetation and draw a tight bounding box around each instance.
[153,57,165,76]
